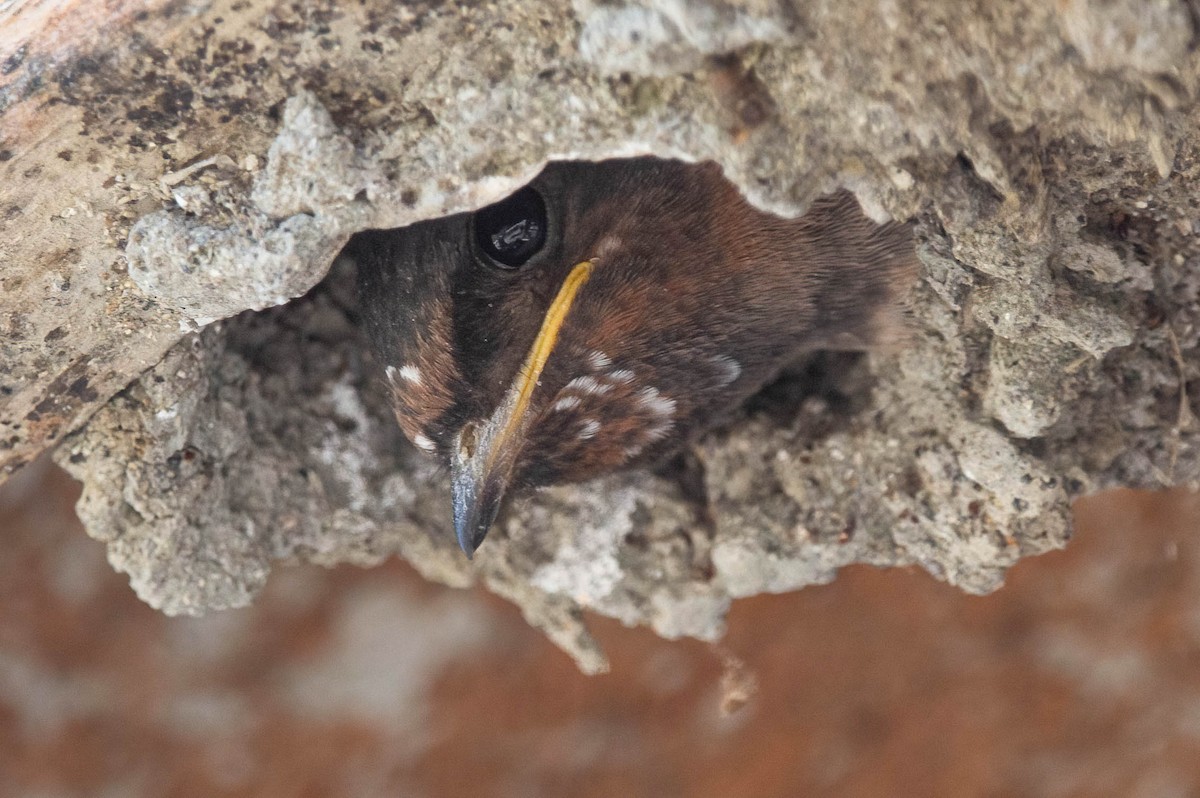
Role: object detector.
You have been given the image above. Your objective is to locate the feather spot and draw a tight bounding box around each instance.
[553,395,582,412]
[607,368,635,384]
[711,355,741,386]
[564,375,612,395]
[644,418,673,442]
[587,350,612,371]
[392,364,422,385]
[413,433,436,452]
[637,386,676,417]
[578,419,601,440]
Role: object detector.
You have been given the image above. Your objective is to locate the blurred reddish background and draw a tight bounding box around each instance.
[1,457,1198,798]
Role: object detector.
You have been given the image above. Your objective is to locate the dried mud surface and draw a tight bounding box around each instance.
[0,0,1196,668]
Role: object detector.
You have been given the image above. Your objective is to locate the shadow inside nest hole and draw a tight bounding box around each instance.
[742,350,875,429]
[652,350,877,524]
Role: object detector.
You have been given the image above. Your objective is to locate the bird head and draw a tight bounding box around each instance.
[349,158,916,557]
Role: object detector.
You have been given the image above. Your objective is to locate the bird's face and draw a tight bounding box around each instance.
[350,158,916,556]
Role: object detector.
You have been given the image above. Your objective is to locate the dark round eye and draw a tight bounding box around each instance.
[473,187,547,268]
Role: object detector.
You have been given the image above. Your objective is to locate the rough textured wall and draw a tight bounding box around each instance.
[1,0,1197,671]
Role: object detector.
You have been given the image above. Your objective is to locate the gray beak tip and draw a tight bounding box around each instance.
[452,453,503,560]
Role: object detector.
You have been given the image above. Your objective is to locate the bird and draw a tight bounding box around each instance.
[346,157,918,558]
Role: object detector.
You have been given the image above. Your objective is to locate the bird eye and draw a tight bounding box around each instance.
[473,187,548,269]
